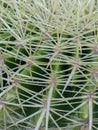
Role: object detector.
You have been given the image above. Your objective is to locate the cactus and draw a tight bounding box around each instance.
[0,0,98,130]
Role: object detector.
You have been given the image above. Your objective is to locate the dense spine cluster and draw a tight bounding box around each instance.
[0,0,98,130]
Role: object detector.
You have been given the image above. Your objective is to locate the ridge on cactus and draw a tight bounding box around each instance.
[0,0,98,130]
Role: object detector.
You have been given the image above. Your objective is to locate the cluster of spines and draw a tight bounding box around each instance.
[0,1,98,130]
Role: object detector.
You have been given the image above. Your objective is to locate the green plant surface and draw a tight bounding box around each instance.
[0,0,98,130]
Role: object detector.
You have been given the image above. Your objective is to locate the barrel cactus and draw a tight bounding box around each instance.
[0,0,98,130]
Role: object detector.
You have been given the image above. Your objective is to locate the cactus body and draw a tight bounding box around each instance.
[0,0,98,130]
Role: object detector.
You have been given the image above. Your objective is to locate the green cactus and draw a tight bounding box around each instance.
[0,0,98,130]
